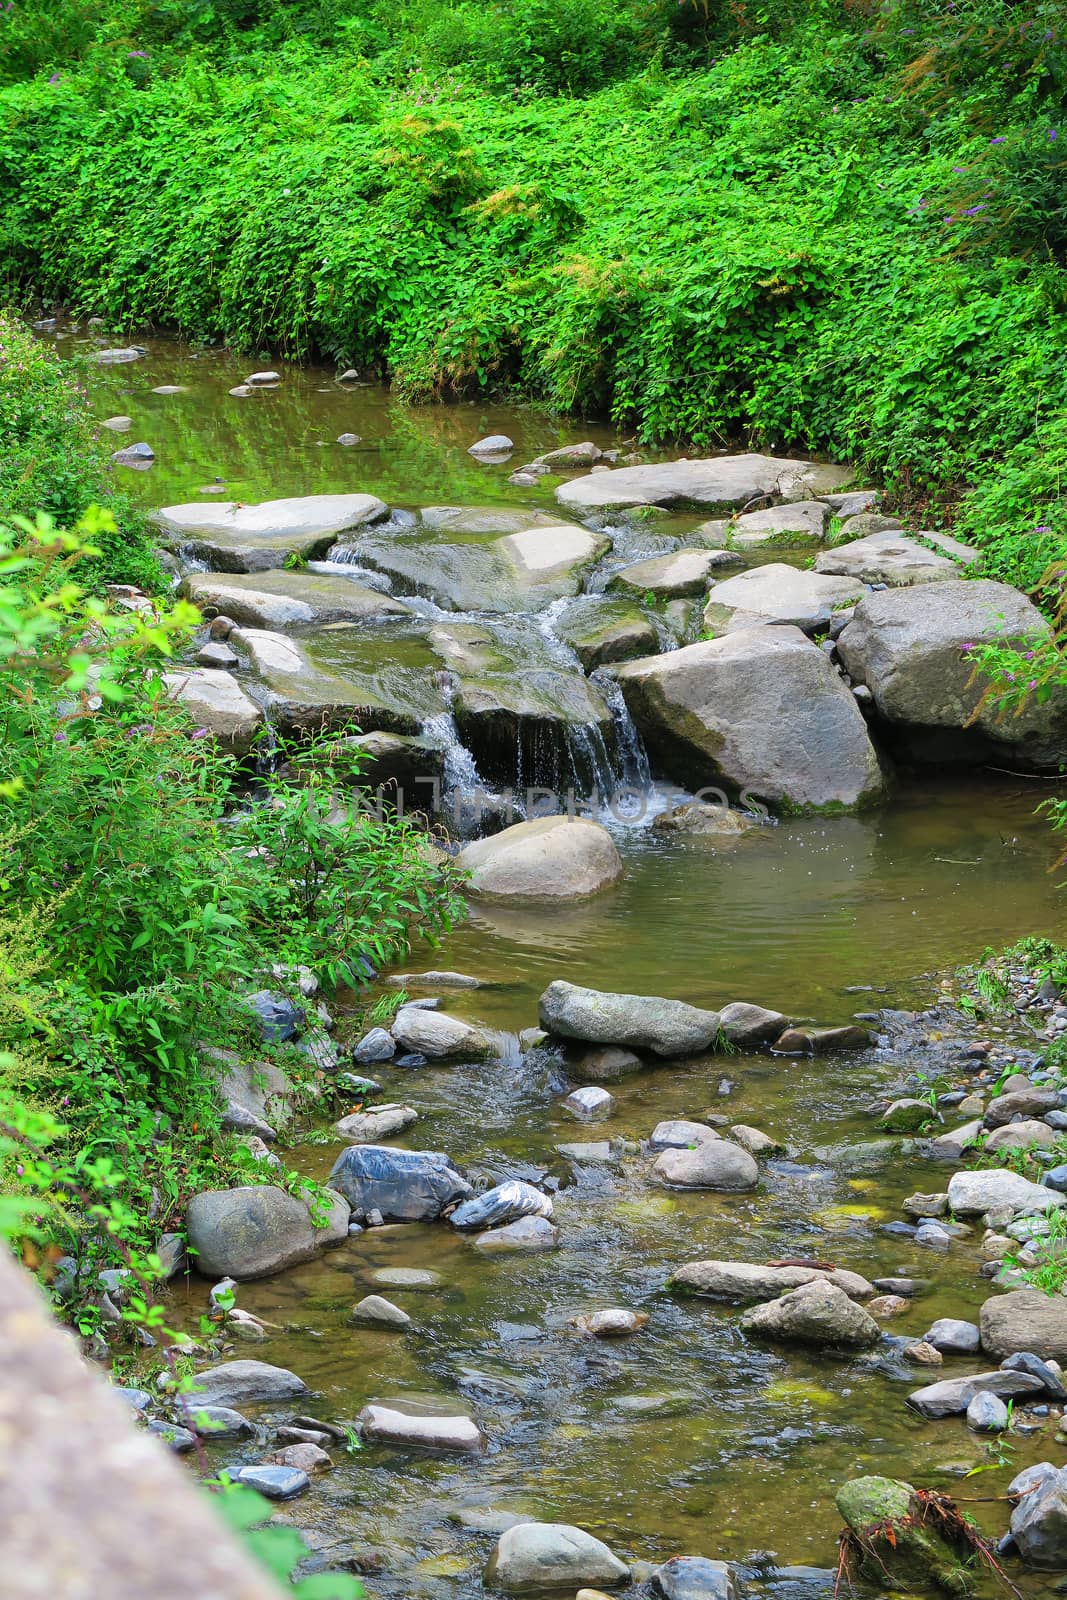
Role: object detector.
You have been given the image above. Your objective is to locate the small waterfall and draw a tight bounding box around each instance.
[591,669,652,793]
[311,553,395,593]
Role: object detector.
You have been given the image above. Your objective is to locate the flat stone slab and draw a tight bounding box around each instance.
[815,530,960,586]
[702,563,863,636]
[728,502,828,547]
[907,1369,1046,1418]
[556,454,851,512]
[190,1360,308,1407]
[611,549,720,599]
[669,1259,874,1302]
[156,494,387,571]
[354,525,608,614]
[358,1403,486,1452]
[183,570,410,628]
[472,1215,560,1251]
[234,1464,309,1499]
[335,1105,417,1142]
[162,667,263,755]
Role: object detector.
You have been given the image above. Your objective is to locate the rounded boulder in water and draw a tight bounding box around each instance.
[449,1180,553,1231]
[327,1144,472,1222]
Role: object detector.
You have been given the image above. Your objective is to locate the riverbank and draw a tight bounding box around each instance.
[3,3,1066,592]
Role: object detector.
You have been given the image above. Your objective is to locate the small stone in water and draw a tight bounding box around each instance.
[245,370,281,385]
[574,1308,649,1338]
[562,1086,615,1120]
[967,1391,1010,1432]
[904,1342,944,1366]
[868,1295,909,1317]
[337,432,361,446]
[146,1419,196,1452]
[352,1294,411,1328]
[235,1464,309,1498]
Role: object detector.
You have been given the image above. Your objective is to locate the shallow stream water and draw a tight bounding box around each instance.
[68,330,1067,1598]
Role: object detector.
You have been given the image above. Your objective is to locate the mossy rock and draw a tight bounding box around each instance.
[835,1477,975,1596]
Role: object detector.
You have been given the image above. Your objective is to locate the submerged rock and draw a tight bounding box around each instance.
[473,1215,560,1252]
[553,595,659,671]
[650,804,760,838]
[740,1280,880,1348]
[574,1308,648,1338]
[539,980,721,1057]
[458,818,622,900]
[358,1403,486,1452]
[617,626,887,813]
[327,1145,473,1222]
[485,1522,629,1594]
[572,1046,645,1083]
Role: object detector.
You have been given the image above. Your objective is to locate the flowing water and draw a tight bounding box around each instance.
[67,330,1067,1597]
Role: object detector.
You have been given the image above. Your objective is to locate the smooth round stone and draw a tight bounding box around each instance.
[337,432,361,446]
[575,1308,649,1338]
[245,370,281,385]
[151,385,185,394]
[235,1464,309,1499]
[352,1294,411,1328]
[369,1267,441,1290]
[101,415,132,431]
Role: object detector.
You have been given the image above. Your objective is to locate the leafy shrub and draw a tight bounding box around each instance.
[0,313,163,590]
[0,507,462,1307]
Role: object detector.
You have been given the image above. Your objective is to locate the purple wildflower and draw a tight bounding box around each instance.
[190,727,210,740]
[962,642,976,651]
[963,204,987,215]
[1029,679,1038,689]
[990,136,1006,144]
[1051,129,1059,142]
[53,730,67,742]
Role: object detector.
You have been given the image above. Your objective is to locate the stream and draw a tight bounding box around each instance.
[67,329,1067,1598]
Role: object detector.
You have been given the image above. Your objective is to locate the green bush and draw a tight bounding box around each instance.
[0,508,462,1307]
[0,2,1064,587]
[0,314,163,590]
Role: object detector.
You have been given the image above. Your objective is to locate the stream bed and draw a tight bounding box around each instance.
[70,330,1067,1598]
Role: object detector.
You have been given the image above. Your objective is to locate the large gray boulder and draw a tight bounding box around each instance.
[155,493,387,571]
[186,1185,350,1280]
[980,1289,1067,1361]
[837,580,1067,768]
[190,1360,308,1407]
[539,980,721,1057]
[485,1521,629,1593]
[669,1259,873,1303]
[739,1279,880,1348]
[183,569,410,629]
[1011,1466,1067,1568]
[702,564,863,637]
[162,668,264,755]
[327,1145,472,1222]
[814,530,959,587]
[555,453,850,512]
[458,818,622,900]
[617,627,887,813]
[653,1142,759,1192]
[353,524,609,614]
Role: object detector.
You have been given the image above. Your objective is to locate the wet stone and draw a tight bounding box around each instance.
[234,1464,309,1499]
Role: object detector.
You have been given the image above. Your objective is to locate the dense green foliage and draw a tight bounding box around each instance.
[1,1,1065,585]
[0,503,461,1319]
[0,314,163,589]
